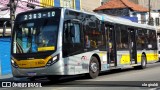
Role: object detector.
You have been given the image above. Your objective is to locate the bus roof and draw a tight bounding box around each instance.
[64,8,155,30]
[95,14,155,30]
[16,7,156,30]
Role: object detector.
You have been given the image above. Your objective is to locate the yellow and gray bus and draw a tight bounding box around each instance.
[10,7,158,80]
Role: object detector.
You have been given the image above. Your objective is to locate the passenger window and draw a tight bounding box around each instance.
[116,26,129,50]
[72,24,80,43]
[84,20,102,49]
[136,29,145,50]
[64,22,80,44]
[63,20,82,57]
[148,30,157,50]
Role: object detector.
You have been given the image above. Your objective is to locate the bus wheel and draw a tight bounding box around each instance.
[140,54,147,69]
[88,56,100,79]
[134,54,147,69]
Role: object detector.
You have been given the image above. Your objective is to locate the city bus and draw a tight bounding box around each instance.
[10,7,158,80]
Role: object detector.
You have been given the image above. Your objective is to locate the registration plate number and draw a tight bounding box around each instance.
[27,72,37,76]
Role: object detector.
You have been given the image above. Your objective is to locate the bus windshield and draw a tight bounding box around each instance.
[13,18,59,54]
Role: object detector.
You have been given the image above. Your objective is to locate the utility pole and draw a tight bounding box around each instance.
[10,0,16,32]
[148,0,151,25]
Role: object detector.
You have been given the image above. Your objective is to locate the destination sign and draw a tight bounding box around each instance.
[19,11,56,21]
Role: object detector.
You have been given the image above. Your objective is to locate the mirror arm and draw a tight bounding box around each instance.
[3,21,8,37]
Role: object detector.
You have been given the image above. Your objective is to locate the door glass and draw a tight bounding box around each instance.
[63,21,82,57]
[105,26,115,64]
[129,29,136,64]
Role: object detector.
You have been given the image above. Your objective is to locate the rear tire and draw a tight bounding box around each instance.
[87,56,100,79]
[140,54,147,69]
[134,54,147,69]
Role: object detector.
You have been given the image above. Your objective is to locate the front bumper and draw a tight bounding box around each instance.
[12,60,66,77]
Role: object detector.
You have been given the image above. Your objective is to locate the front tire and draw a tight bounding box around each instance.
[87,56,100,79]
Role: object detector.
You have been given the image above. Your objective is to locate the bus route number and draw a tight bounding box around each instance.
[23,11,55,20]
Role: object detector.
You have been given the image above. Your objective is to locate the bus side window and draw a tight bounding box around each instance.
[71,24,80,43]
[136,29,145,50]
[63,20,82,57]
[148,30,157,50]
[116,26,128,50]
[64,22,80,44]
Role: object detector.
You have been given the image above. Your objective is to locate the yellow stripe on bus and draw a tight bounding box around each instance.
[146,53,158,62]
[38,46,55,51]
[13,56,52,68]
[120,53,158,65]
[120,54,130,64]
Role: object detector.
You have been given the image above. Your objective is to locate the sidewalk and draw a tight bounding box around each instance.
[0,74,28,81]
[0,74,13,80]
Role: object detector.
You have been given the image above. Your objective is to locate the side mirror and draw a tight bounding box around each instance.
[3,21,7,37]
[148,44,152,49]
[70,26,75,37]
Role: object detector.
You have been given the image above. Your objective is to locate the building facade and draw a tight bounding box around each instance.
[81,0,101,12]
[134,0,160,33]
[101,0,160,11]
[94,0,148,23]
[129,0,160,11]
[39,0,81,10]
[129,0,160,29]
[0,0,81,18]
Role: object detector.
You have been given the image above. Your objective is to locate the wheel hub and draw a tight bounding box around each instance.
[90,62,98,73]
[142,57,146,66]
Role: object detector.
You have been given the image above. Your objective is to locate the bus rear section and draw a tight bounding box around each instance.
[157,34,160,61]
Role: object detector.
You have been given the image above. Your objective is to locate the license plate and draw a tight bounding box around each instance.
[27,72,37,76]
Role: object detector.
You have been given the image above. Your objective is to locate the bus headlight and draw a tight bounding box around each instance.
[11,60,18,68]
[46,54,59,66]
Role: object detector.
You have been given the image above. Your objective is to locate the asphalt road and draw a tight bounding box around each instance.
[1,62,160,90]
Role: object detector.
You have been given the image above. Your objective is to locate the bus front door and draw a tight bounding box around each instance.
[129,29,137,64]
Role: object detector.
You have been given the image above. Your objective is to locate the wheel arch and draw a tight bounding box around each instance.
[92,54,101,71]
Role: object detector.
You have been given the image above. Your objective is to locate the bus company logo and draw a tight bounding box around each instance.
[1,82,42,87]
[2,82,11,87]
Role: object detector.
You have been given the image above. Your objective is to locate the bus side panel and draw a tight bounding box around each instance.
[117,51,130,67]
[137,50,143,64]
[96,51,109,71]
[145,50,158,63]
[63,51,93,75]
[137,50,158,64]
